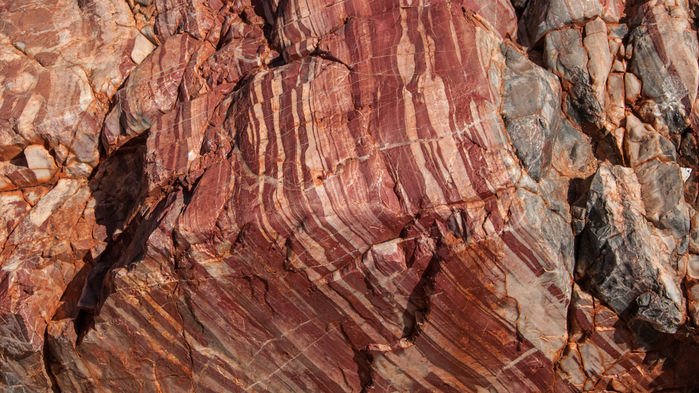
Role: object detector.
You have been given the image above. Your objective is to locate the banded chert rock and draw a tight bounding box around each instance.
[1,0,699,392]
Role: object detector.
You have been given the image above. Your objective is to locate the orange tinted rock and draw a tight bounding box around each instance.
[2,1,699,392]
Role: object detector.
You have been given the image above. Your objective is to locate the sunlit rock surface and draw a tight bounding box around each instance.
[1,0,699,392]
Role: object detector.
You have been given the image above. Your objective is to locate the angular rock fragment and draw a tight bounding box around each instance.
[623,114,688,230]
[551,121,597,179]
[578,163,685,333]
[521,0,623,45]
[584,18,612,114]
[502,45,560,181]
[545,27,605,124]
[130,33,156,65]
[0,179,94,391]
[154,0,223,44]
[0,37,104,172]
[557,284,688,392]
[628,0,699,134]
[625,71,642,103]
[102,34,201,151]
[502,44,596,181]
[0,0,142,96]
[606,73,625,125]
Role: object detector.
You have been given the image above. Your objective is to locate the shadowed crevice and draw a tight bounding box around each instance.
[74,190,179,343]
[401,255,442,341]
[42,329,61,393]
[339,324,375,392]
[72,133,150,343]
[355,348,375,393]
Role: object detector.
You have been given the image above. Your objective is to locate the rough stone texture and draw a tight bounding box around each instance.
[578,163,684,334]
[628,0,699,135]
[2,0,699,392]
[521,0,625,45]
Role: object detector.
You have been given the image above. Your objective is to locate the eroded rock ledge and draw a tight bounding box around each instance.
[1,0,699,392]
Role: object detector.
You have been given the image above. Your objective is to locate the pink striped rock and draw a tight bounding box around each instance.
[2,0,699,392]
[102,34,202,151]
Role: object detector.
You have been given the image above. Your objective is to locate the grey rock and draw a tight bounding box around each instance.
[552,120,596,178]
[545,28,604,124]
[608,24,628,40]
[657,203,691,240]
[635,159,683,223]
[579,163,684,333]
[628,3,699,134]
[632,292,683,334]
[689,211,699,253]
[623,114,676,165]
[680,131,699,166]
[502,45,561,181]
[521,0,620,45]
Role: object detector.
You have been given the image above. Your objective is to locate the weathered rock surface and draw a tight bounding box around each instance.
[1,0,699,392]
[578,163,684,333]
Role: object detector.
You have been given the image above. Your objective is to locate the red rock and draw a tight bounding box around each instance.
[145,91,226,192]
[102,34,202,151]
[2,0,699,392]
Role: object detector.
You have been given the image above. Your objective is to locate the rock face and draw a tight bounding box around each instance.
[1,0,698,392]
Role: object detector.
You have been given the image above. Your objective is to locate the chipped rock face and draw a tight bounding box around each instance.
[578,163,685,333]
[502,45,562,181]
[521,0,625,45]
[1,0,699,392]
[628,0,699,134]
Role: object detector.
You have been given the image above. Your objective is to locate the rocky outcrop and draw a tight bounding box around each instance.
[1,0,699,392]
[578,163,684,333]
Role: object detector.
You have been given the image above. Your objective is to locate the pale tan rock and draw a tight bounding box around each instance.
[23,145,56,183]
[130,33,156,64]
[607,73,625,125]
[689,282,699,325]
[689,255,699,279]
[681,167,693,182]
[624,72,642,103]
[0,191,30,246]
[624,114,675,167]
[584,18,612,107]
[21,186,49,206]
[612,59,625,72]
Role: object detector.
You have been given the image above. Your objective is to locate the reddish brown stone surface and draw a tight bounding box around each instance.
[1,0,699,392]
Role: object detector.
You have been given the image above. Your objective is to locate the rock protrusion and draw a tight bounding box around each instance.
[578,163,685,334]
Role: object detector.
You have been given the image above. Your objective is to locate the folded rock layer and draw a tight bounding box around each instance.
[1,0,698,392]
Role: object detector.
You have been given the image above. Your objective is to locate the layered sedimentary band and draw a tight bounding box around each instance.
[1,0,698,392]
